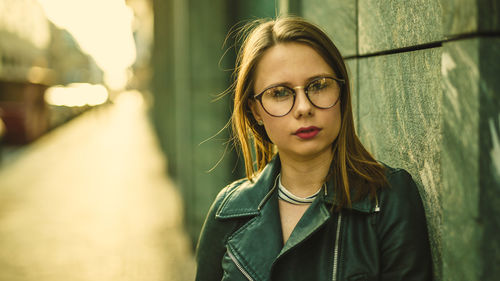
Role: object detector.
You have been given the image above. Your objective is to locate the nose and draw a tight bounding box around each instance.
[292,86,313,118]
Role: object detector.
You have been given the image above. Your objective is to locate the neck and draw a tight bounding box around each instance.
[279,150,333,197]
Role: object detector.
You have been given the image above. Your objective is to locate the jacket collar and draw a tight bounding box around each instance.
[216,155,379,220]
[322,174,379,213]
[215,156,281,219]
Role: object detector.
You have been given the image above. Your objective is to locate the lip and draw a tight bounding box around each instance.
[294,126,321,139]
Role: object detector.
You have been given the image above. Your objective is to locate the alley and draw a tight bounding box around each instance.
[0,91,195,281]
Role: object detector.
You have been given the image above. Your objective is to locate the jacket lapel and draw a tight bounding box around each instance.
[216,157,283,281]
[277,192,331,259]
[215,157,280,220]
[225,190,283,281]
[278,173,378,259]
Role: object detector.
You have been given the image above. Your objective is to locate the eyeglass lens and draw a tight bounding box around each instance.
[260,77,341,117]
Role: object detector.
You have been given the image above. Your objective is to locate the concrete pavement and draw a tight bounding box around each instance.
[0,91,195,281]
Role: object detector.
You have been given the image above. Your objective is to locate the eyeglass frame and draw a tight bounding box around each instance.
[252,76,345,117]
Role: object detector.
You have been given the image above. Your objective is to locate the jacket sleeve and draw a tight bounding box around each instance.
[376,169,433,281]
[195,182,242,281]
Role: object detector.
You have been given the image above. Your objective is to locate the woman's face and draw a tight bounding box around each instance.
[250,42,342,161]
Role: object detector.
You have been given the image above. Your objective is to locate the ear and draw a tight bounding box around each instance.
[248,99,263,124]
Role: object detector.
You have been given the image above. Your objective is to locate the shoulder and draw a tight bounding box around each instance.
[207,178,250,219]
[195,178,250,280]
[195,177,256,251]
[376,163,428,230]
[196,178,249,253]
[379,163,422,205]
[212,164,280,219]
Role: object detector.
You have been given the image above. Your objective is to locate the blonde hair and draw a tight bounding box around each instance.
[231,17,387,210]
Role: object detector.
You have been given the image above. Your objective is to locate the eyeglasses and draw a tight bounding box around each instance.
[253,76,344,117]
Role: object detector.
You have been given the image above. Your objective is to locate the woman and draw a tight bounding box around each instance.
[196,17,433,281]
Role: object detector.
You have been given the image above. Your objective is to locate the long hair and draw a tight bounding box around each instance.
[231,16,387,210]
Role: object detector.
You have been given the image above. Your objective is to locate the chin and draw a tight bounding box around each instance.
[287,144,333,159]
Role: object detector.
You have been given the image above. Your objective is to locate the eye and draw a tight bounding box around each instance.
[308,78,330,92]
[264,86,293,99]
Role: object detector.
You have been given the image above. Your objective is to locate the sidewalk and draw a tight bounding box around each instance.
[0,91,195,281]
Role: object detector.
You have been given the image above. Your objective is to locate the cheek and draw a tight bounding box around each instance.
[325,109,342,136]
[261,118,288,142]
[334,109,342,125]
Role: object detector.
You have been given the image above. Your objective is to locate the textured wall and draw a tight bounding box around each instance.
[441,37,500,281]
[151,0,276,244]
[358,48,443,278]
[298,0,500,280]
[152,0,233,243]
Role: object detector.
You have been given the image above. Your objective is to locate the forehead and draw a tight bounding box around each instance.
[253,42,335,91]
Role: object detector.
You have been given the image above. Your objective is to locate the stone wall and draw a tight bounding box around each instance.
[151,0,276,244]
[293,0,500,280]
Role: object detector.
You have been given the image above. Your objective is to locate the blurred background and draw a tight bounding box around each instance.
[0,0,276,280]
[0,0,499,280]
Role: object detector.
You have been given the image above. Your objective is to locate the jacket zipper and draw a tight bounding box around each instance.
[332,213,342,281]
[227,247,255,281]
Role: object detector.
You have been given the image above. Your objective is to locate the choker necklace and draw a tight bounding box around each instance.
[278,174,322,205]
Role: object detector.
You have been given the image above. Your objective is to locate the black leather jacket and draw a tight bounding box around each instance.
[196,157,433,281]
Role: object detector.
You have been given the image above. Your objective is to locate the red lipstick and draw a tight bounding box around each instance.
[294,126,321,139]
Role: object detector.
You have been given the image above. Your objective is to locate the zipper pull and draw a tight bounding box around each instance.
[374,196,380,212]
